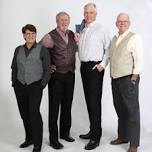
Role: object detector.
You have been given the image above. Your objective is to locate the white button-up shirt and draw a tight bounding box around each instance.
[78,21,110,66]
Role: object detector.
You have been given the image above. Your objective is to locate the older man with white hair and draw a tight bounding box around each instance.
[106,13,143,152]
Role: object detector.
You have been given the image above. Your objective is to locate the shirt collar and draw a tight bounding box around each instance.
[56,27,69,35]
[85,20,97,28]
[116,29,130,38]
[24,42,37,50]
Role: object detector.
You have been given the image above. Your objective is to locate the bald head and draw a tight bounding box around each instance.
[116,13,131,34]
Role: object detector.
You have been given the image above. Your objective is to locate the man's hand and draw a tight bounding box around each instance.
[50,65,56,73]
[74,32,80,43]
[92,64,104,72]
[131,74,139,81]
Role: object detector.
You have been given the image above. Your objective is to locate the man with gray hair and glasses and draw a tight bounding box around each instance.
[102,13,143,152]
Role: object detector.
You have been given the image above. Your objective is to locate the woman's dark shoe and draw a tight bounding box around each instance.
[19,140,33,148]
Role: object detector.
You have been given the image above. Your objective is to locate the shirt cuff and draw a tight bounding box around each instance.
[133,68,140,74]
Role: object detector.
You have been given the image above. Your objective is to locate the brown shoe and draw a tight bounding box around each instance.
[127,146,137,152]
[110,137,128,145]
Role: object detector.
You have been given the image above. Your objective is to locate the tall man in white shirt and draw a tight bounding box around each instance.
[108,13,143,152]
[75,3,110,150]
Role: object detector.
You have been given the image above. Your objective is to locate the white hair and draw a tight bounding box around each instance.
[84,2,97,12]
[116,12,130,22]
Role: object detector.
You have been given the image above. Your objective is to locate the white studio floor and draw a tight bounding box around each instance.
[0,124,152,152]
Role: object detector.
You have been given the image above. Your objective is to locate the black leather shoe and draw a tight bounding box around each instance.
[60,136,75,142]
[79,132,92,139]
[32,146,41,152]
[84,139,100,150]
[50,141,64,149]
[19,140,33,148]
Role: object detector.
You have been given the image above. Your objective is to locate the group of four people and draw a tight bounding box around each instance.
[11,2,143,152]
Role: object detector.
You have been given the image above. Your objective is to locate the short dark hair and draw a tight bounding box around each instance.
[22,24,37,34]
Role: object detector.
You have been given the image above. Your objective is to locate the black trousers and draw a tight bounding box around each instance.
[80,61,104,141]
[112,75,140,147]
[48,71,75,142]
[13,80,43,148]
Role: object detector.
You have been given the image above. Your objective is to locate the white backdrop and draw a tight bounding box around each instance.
[0,0,152,152]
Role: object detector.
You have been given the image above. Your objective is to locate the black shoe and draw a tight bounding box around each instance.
[32,146,41,152]
[60,136,75,142]
[19,140,33,148]
[50,141,64,149]
[79,131,92,139]
[84,139,100,150]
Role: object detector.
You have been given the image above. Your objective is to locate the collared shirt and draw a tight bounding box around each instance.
[40,27,69,48]
[115,30,130,46]
[104,30,144,74]
[56,28,69,44]
[78,21,110,66]
[24,42,37,57]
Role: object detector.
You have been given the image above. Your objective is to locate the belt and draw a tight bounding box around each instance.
[81,61,101,64]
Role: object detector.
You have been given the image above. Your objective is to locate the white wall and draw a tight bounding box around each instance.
[0,0,152,151]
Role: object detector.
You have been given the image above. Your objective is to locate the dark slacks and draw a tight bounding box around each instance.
[112,75,140,147]
[13,80,43,148]
[80,61,104,141]
[48,71,75,142]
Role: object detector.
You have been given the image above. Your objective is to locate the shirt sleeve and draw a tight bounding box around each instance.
[129,34,144,74]
[39,33,54,48]
[40,46,51,88]
[100,29,111,68]
[100,44,110,68]
[11,46,20,86]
